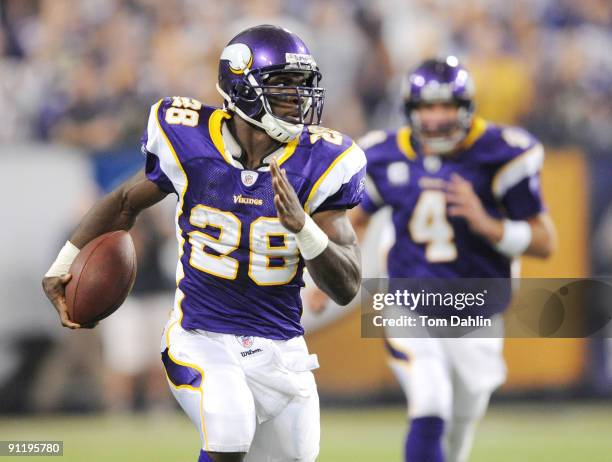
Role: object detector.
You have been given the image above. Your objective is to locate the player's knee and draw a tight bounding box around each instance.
[406,360,453,420]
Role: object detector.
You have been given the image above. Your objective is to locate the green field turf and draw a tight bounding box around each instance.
[1,403,611,461]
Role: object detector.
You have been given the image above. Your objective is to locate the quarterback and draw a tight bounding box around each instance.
[361,57,556,462]
[42,25,366,462]
[311,57,556,462]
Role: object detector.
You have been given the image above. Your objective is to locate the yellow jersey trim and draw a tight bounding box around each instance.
[208,109,233,164]
[304,142,356,213]
[277,136,300,166]
[396,126,416,161]
[460,116,488,150]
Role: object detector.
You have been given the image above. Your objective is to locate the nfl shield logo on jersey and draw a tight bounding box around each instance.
[387,162,410,185]
[241,170,258,187]
[236,335,254,348]
[424,155,442,173]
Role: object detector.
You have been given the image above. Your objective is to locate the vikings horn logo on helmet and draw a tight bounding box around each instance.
[220,43,253,75]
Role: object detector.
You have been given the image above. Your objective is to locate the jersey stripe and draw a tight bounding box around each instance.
[492,143,544,198]
[304,142,367,214]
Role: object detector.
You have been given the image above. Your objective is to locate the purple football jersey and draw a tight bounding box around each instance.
[361,116,545,280]
[142,97,366,340]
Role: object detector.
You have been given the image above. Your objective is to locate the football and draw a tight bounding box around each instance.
[65,231,137,325]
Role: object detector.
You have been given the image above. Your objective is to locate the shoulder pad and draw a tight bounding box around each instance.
[358,130,388,150]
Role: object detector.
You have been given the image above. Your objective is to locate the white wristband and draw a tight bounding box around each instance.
[295,214,329,260]
[45,241,80,278]
[494,220,532,258]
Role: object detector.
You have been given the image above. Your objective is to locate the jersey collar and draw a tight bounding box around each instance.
[209,109,299,170]
[459,116,488,150]
[397,115,488,159]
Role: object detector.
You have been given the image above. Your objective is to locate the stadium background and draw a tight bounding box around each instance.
[1,0,611,460]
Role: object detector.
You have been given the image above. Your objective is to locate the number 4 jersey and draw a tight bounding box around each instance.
[142,97,366,340]
[361,117,546,279]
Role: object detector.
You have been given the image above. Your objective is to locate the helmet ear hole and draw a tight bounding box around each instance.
[233,81,258,102]
[234,82,249,97]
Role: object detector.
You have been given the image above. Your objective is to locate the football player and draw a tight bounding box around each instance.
[310,57,556,462]
[42,25,366,462]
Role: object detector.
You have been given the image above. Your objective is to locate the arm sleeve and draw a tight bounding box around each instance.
[501,174,545,220]
[313,166,366,213]
[492,143,546,220]
[140,99,187,195]
[143,146,176,194]
[306,143,368,214]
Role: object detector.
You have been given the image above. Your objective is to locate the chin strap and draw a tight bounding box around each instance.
[216,83,303,143]
[259,113,303,143]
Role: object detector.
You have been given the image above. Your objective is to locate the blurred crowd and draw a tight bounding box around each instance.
[2,0,612,413]
[0,0,611,155]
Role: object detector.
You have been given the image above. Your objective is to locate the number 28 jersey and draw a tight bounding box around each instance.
[142,97,366,340]
[361,117,546,279]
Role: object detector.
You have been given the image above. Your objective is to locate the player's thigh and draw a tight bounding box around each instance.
[443,337,505,421]
[386,337,453,419]
[245,372,320,462]
[163,322,257,453]
[443,336,506,397]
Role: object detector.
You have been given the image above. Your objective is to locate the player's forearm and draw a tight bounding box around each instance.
[475,214,556,259]
[524,215,557,258]
[70,171,167,248]
[69,191,139,248]
[305,243,361,305]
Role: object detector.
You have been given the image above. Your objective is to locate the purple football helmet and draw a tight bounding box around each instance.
[402,56,475,154]
[217,25,324,142]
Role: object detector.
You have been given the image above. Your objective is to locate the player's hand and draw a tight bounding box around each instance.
[446,173,500,239]
[270,159,306,233]
[41,274,82,329]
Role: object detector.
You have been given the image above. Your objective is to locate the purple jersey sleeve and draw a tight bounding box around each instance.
[140,100,189,195]
[314,166,366,212]
[140,122,176,194]
[144,147,176,194]
[491,141,546,220]
[501,174,545,220]
[306,141,367,214]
